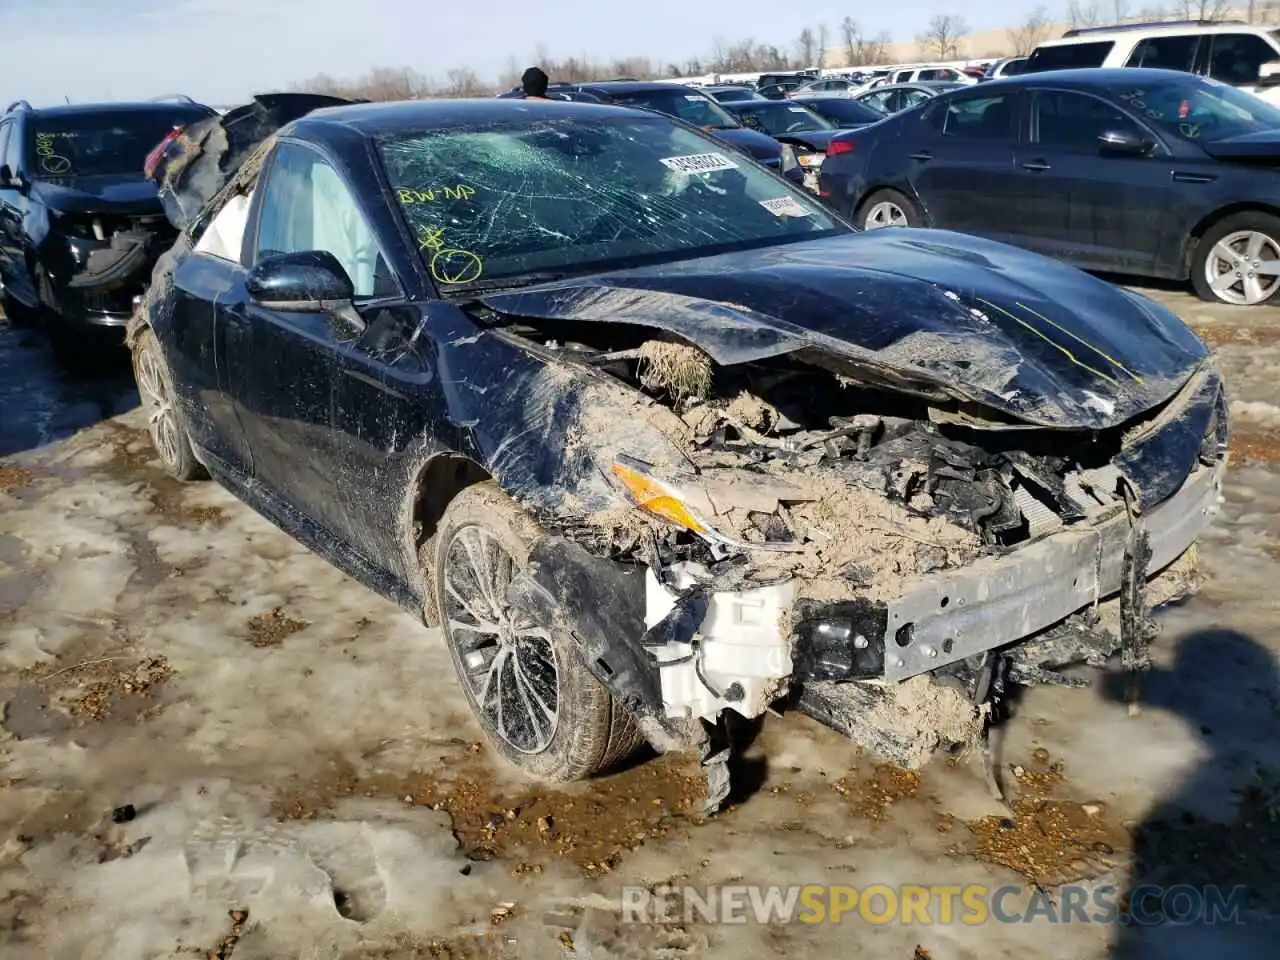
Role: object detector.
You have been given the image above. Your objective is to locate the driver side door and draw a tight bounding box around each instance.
[235,140,405,548]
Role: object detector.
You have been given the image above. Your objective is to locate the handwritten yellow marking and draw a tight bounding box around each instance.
[1012,300,1143,384]
[397,184,476,204]
[419,227,446,251]
[35,133,71,174]
[974,297,1120,387]
[430,248,483,285]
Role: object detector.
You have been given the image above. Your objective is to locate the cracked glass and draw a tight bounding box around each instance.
[376,114,844,293]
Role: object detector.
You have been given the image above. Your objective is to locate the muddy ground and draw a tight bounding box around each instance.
[1,286,1279,959]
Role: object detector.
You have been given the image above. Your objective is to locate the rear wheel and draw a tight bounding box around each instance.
[132,327,206,481]
[433,482,642,782]
[1191,211,1280,306]
[856,188,922,230]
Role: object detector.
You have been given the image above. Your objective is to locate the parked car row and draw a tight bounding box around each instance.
[818,67,1280,305]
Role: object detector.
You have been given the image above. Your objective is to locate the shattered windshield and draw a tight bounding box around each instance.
[1114,76,1280,142]
[730,102,834,135]
[601,90,743,130]
[377,115,844,292]
[28,107,212,179]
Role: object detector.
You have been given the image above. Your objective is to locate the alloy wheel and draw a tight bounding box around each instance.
[134,342,183,472]
[864,200,909,229]
[442,524,560,754]
[1203,229,1280,305]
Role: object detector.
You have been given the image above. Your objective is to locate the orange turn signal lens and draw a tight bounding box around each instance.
[610,462,708,534]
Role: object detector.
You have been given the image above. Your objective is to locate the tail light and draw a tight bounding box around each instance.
[826,138,855,157]
[143,126,184,181]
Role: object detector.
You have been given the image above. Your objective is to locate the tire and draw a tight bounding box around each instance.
[433,481,642,782]
[131,327,206,481]
[1191,210,1280,306]
[856,188,923,230]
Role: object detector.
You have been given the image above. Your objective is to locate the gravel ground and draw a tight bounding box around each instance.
[1,284,1278,959]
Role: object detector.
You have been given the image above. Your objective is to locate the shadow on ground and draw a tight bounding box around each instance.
[0,319,137,458]
[1106,628,1280,957]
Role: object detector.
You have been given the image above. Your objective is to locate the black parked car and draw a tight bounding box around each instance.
[720,99,864,184]
[0,97,217,364]
[129,97,1226,808]
[820,68,1280,305]
[572,81,804,184]
[788,95,886,130]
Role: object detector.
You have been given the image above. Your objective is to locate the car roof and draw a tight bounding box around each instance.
[292,97,653,137]
[16,100,211,117]
[983,66,1204,88]
[575,80,698,95]
[1035,21,1265,47]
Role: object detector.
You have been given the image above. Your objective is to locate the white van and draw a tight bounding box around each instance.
[1025,20,1280,104]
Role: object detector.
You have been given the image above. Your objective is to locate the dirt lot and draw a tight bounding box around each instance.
[2,286,1279,959]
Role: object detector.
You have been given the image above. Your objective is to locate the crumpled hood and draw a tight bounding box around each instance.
[1198,129,1280,162]
[32,173,160,215]
[479,229,1209,429]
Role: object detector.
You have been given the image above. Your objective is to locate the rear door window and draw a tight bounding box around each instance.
[941,92,1017,140]
[1126,34,1200,71]
[1207,33,1280,84]
[1025,41,1116,71]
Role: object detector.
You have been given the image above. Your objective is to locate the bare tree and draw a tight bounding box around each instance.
[443,67,485,97]
[1066,0,1103,27]
[1112,0,1131,19]
[1008,6,1053,54]
[817,23,830,68]
[1173,0,1231,18]
[917,14,969,60]
[795,27,817,67]
[839,17,891,65]
[1137,2,1169,16]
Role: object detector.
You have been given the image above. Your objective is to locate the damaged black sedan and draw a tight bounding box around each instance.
[130,98,1228,809]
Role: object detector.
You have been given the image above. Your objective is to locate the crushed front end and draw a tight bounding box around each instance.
[488,320,1228,808]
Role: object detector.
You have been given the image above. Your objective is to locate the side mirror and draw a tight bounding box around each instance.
[247,250,366,334]
[1097,129,1153,157]
[1258,59,1280,88]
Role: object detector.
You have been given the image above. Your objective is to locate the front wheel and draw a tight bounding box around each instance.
[856,188,922,230]
[432,482,642,782]
[132,327,206,481]
[1191,211,1280,306]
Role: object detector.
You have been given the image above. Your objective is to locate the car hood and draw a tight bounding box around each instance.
[32,173,160,215]
[478,229,1208,430]
[1198,129,1280,161]
[711,126,783,161]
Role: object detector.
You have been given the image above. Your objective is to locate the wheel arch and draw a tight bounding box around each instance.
[1182,202,1280,277]
[853,183,928,227]
[403,451,493,621]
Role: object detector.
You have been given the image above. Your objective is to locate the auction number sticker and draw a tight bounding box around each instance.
[659,152,740,174]
[787,107,808,113]
[760,196,811,218]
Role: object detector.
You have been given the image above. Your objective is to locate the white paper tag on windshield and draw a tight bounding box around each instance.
[787,107,808,113]
[760,196,811,218]
[685,95,707,101]
[660,152,740,174]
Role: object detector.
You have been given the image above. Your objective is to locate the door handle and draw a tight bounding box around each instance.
[909,151,933,161]
[1172,171,1216,184]
[1021,160,1051,171]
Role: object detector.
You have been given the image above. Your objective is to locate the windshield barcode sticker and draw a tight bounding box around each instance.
[684,95,707,101]
[760,196,812,218]
[659,152,740,174]
[788,107,808,113]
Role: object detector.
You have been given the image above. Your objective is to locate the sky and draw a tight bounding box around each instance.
[0,0,1044,107]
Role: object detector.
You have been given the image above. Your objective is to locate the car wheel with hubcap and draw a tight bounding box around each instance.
[132,327,206,481]
[857,188,922,230]
[1192,211,1280,306]
[432,482,642,782]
